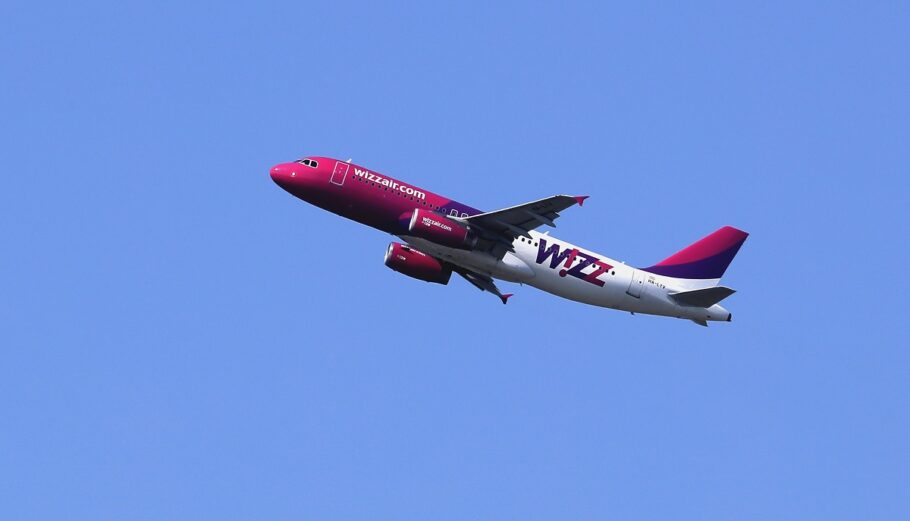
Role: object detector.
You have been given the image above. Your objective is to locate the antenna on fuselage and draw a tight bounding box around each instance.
[345,158,352,163]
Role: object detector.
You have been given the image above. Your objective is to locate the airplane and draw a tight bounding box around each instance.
[270,156,749,326]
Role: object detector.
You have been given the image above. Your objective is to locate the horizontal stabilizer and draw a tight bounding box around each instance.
[669,286,735,308]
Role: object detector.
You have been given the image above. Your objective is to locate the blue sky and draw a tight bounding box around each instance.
[2,1,907,519]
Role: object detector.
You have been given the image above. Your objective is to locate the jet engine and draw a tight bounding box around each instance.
[407,209,477,249]
[384,242,452,284]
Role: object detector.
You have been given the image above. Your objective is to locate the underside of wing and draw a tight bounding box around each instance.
[455,268,513,304]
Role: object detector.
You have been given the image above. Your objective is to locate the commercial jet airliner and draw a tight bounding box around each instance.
[270,156,748,326]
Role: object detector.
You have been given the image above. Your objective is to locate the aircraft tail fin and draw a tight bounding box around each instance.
[643,226,748,283]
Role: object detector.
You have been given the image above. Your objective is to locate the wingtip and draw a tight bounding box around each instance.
[574,195,589,206]
[500,293,514,305]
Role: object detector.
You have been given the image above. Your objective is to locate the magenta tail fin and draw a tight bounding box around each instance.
[643,226,748,280]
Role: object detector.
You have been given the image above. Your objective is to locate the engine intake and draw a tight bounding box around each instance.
[384,242,452,285]
[407,209,477,249]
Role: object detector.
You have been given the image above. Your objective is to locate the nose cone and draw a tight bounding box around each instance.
[270,163,300,191]
[270,160,322,196]
[270,163,289,184]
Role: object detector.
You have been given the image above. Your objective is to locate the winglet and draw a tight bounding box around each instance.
[574,195,589,207]
[500,293,513,305]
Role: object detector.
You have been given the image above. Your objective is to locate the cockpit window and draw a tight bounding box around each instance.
[294,158,318,168]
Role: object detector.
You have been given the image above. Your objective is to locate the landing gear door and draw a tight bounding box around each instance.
[331,161,349,186]
[626,269,645,298]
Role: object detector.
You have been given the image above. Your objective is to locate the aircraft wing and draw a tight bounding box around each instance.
[455,268,513,305]
[457,194,588,256]
[392,237,516,304]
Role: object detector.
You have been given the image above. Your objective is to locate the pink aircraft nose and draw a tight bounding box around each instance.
[270,163,301,190]
[270,163,288,183]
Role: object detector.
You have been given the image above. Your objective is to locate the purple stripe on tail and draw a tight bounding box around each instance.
[643,226,748,280]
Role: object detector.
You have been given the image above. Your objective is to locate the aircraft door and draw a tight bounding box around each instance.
[331,161,349,186]
[626,269,645,298]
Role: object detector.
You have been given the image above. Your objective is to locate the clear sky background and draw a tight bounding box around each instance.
[2,1,908,519]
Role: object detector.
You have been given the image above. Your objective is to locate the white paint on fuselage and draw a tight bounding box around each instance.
[401,230,731,323]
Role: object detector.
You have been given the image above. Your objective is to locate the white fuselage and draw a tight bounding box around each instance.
[402,230,732,323]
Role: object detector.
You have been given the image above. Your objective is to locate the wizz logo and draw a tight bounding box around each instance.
[536,239,613,287]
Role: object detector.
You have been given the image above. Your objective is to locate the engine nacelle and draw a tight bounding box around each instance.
[407,209,477,249]
[384,242,452,285]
